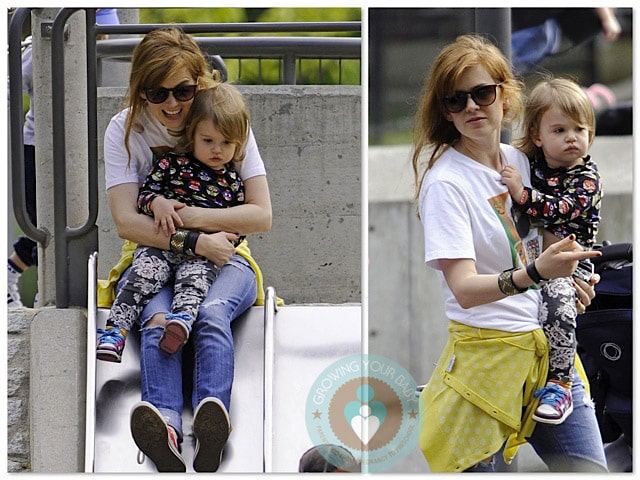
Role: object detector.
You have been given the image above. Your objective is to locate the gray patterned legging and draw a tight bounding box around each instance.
[107,246,220,332]
[539,277,577,384]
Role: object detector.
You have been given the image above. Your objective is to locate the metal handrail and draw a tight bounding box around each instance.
[94,23,361,86]
[98,36,360,61]
[50,8,101,307]
[93,21,361,36]
[97,36,360,85]
[8,7,49,245]
[263,286,278,473]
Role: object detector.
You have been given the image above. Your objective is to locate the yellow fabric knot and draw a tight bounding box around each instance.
[419,320,549,472]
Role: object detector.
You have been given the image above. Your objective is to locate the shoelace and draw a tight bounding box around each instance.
[96,328,124,344]
[534,383,569,406]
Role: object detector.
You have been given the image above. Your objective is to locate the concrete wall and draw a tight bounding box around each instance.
[7,309,33,472]
[96,85,362,304]
[8,307,89,473]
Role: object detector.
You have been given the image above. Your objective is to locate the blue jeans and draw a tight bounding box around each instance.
[465,369,607,472]
[511,18,561,75]
[527,370,608,472]
[117,254,257,441]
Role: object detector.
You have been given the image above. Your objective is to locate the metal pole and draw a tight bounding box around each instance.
[283,52,296,85]
[85,8,100,232]
[51,8,98,307]
[263,286,278,472]
[51,8,74,307]
[475,8,512,144]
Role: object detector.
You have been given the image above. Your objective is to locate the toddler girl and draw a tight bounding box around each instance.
[502,77,601,424]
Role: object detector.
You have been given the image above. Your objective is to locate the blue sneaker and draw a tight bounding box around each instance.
[96,327,126,363]
[533,381,573,425]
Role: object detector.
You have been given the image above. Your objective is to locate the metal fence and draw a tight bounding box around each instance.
[96,22,362,85]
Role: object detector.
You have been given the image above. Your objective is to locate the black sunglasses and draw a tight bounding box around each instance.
[143,84,197,104]
[443,84,501,113]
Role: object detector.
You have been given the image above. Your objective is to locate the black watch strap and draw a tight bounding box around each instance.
[526,261,546,284]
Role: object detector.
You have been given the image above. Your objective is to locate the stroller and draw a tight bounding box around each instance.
[576,242,633,472]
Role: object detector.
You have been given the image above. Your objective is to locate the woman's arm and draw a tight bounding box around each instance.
[176,174,272,234]
[108,183,237,266]
[440,258,510,309]
[108,182,172,249]
[441,235,601,309]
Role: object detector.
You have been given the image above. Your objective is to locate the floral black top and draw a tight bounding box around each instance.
[137,151,244,215]
[516,155,601,248]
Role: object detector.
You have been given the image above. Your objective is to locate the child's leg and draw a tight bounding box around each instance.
[172,257,220,320]
[159,258,220,355]
[98,247,174,362]
[541,277,577,384]
[534,276,577,424]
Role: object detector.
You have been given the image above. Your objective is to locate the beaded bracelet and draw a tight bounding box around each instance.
[498,268,528,296]
[137,192,157,216]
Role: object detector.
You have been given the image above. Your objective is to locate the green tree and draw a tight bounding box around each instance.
[138,8,360,85]
[140,8,248,24]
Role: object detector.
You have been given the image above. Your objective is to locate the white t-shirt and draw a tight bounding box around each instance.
[104,106,266,190]
[418,143,543,332]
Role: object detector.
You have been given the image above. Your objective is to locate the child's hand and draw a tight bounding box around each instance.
[501,165,524,202]
[150,197,185,236]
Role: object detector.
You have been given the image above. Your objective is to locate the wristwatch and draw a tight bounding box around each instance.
[498,268,528,296]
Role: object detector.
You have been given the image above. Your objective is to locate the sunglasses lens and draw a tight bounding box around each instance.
[145,88,169,104]
[472,85,497,105]
[443,94,466,113]
[144,85,196,104]
[443,85,498,113]
[174,85,197,101]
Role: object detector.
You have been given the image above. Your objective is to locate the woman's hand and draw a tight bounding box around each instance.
[535,234,602,280]
[194,231,240,267]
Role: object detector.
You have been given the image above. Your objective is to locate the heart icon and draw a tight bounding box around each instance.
[343,385,387,445]
[349,405,380,444]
